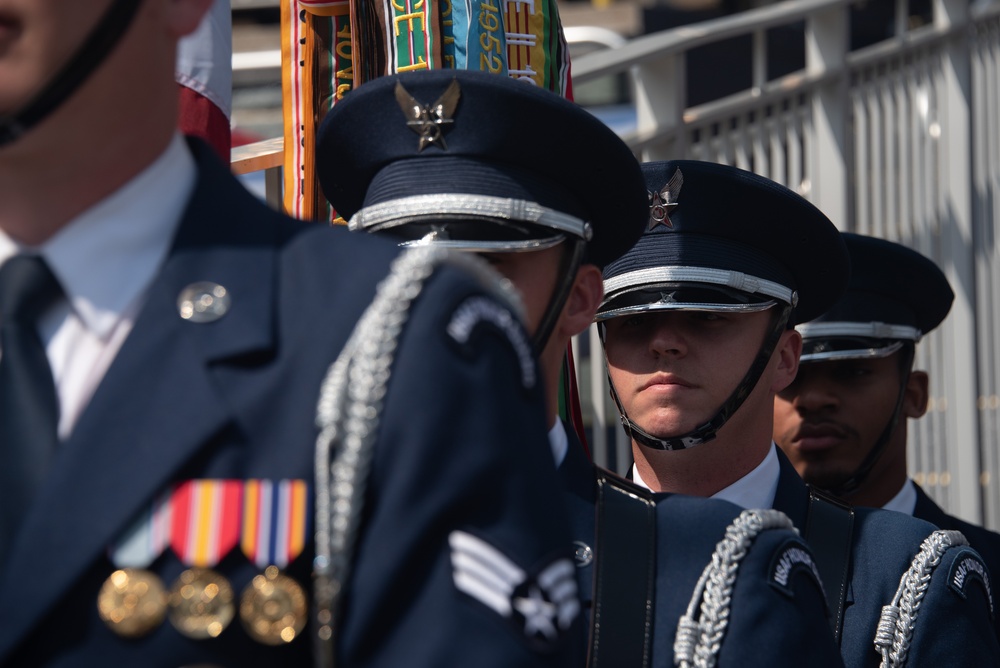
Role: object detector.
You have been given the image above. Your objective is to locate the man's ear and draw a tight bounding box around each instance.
[771,328,802,393]
[559,264,603,338]
[903,370,930,418]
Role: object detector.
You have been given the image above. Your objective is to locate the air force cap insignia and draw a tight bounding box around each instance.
[648,168,683,230]
[395,79,460,152]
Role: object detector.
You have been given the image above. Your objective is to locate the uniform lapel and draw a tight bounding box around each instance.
[0,145,280,659]
[771,448,811,530]
[912,482,951,527]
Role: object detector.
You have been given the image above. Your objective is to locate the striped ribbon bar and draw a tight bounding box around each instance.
[109,490,173,569]
[241,480,311,570]
[169,480,244,568]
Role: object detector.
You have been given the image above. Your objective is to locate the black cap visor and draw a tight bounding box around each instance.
[596,283,778,322]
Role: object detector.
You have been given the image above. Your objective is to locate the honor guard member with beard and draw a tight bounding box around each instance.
[773,232,1000,640]
[0,1,584,666]
[317,68,845,668]
[597,159,1000,668]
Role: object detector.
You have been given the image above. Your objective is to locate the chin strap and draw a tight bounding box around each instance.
[827,343,915,498]
[0,0,143,146]
[530,238,586,354]
[603,305,792,451]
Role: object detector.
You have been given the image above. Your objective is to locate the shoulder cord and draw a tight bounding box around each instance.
[311,246,524,668]
[674,509,795,668]
[874,529,969,668]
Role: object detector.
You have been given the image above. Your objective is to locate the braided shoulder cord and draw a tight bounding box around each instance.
[674,509,796,668]
[310,247,525,668]
[874,529,968,668]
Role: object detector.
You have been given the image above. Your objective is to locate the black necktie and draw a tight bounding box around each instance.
[0,255,63,563]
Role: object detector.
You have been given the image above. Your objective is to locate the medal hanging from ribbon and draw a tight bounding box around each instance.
[98,490,173,638]
[167,479,244,639]
[240,479,312,645]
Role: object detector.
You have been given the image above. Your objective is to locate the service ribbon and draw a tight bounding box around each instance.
[109,490,173,569]
[170,480,244,568]
[242,480,311,570]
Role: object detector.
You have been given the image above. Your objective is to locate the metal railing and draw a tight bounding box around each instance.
[232,0,1000,528]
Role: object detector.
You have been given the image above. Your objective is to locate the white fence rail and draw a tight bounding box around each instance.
[232,0,1000,527]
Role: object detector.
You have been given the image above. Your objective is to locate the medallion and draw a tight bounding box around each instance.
[168,567,236,639]
[240,565,308,645]
[97,568,168,638]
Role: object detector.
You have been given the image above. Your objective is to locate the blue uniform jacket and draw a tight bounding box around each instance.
[558,429,844,667]
[772,450,999,667]
[0,141,582,667]
[912,481,1000,640]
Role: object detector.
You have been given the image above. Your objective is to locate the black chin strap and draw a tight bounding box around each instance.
[827,344,915,497]
[531,238,586,354]
[0,0,143,146]
[603,305,792,451]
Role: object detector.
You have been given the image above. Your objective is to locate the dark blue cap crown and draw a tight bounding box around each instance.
[797,233,953,359]
[599,160,850,325]
[316,69,648,269]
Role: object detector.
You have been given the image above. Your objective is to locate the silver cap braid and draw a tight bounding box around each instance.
[874,529,969,668]
[311,246,525,668]
[674,509,796,668]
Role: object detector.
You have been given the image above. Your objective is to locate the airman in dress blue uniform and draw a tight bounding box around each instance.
[597,159,1000,667]
[772,232,1000,641]
[317,69,845,668]
[0,1,581,666]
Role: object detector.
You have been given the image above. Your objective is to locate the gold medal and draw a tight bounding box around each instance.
[240,565,308,645]
[97,568,168,638]
[168,567,235,639]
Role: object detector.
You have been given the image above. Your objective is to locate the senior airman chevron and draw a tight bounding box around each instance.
[448,530,579,651]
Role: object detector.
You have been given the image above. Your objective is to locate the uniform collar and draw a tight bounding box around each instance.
[0,134,196,339]
[882,478,918,516]
[631,442,781,510]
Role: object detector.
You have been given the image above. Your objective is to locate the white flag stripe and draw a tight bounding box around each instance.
[275,479,291,569]
[449,531,525,584]
[176,0,232,117]
[453,571,513,618]
[537,558,574,589]
[451,551,517,596]
[257,479,274,568]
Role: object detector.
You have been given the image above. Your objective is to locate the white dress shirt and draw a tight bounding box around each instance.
[633,442,782,510]
[0,134,196,439]
[549,419,569,468]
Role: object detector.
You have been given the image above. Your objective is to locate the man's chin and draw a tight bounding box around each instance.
[793,462,853,492]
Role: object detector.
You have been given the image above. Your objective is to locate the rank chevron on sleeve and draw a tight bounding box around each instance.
[448,530,579,649]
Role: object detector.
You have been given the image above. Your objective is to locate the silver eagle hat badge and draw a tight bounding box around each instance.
[648,168,683,230]
[395,78,461,152]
